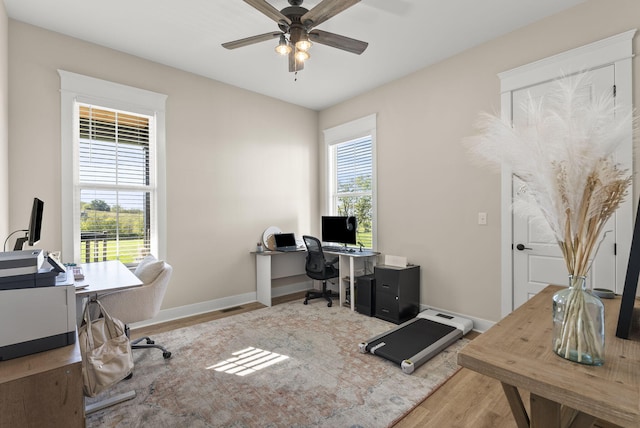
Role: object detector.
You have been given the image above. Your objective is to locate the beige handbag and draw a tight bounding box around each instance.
[79,298,134,397]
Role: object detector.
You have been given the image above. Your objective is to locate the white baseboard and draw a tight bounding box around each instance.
[131,281,310,329]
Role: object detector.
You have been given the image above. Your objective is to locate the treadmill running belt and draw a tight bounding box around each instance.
[368,319,457,365]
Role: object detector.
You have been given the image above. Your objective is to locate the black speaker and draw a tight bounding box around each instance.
[356,274,375,316]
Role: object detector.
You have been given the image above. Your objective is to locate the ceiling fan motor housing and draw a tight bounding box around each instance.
[279,6,312,44]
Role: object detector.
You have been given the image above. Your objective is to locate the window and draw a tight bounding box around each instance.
[324,115,376,249]
[77,105,154,264]
[59,71,167,265]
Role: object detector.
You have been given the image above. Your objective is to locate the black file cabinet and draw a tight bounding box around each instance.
[374,265,420,324]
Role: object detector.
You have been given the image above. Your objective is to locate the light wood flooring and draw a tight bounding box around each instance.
[132,293,615,428]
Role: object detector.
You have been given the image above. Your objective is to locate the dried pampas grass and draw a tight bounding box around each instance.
[465,73,634,364]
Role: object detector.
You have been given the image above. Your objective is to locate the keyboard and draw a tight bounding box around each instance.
[322,246,355,253]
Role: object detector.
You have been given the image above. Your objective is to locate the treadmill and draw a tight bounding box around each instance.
[359,309,473,374]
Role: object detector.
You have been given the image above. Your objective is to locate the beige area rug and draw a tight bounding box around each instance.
[86,300,468,427]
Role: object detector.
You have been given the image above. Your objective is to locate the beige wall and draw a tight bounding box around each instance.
[8,21,318,309]
[7,0,640,323]
[0,3,7,241]
[319,0,640,322]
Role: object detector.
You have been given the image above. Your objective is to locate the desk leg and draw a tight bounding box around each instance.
[501,382,530,428]
[530,393,561,428]
[85,390,136,415]
[566,411,596,428]
[256,255,272,307]
[349,257,355,311]
[338,255,346,308]
[76,295,86,326]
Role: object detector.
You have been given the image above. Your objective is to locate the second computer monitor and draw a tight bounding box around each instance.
[321,216,357,245]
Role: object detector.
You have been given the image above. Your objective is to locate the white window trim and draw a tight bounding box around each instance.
[323,114,377,249]
[58,70,168,263]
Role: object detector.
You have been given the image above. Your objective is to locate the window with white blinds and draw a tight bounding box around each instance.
[77,104,155,264]
[329,135,375,248]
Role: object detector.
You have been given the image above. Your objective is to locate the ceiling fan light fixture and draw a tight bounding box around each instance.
[275,34,292,56]
[295,38,312,52]
[295,49,310,62]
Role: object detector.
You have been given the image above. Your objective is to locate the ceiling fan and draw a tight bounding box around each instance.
[222,0,369,73]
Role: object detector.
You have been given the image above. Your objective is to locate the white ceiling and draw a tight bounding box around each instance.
[4,0,587,111]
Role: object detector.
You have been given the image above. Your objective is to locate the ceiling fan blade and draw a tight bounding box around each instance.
[222,32,282,50]
[301,0,360,28]
[243,0,291,26]
[288,51,304,73]
[309,29,368,55]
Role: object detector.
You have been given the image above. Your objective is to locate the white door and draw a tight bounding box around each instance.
[512,66,617,308]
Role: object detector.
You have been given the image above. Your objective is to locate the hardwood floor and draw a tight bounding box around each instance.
[131,294,614,428]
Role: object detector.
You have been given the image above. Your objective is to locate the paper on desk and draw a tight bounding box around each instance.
[384,255,407,268]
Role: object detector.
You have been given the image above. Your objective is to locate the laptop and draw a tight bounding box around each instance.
[274,233,298,252]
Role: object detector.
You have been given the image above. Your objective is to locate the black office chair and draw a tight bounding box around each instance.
[302,235,339,307]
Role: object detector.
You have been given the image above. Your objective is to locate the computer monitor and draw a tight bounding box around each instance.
[13,197,44,251]
[321,216,357,245]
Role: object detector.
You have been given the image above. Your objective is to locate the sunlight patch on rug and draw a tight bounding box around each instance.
[207,346,290,376]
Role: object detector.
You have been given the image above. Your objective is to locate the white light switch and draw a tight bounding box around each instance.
[478,212,487,225]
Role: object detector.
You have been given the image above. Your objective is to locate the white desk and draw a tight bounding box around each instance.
[325,249,379,311]
[255,250,309,307]
[254,249,379,310]
[74,260,143,297]
[67,260,143,325]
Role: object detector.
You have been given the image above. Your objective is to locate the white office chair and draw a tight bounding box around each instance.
[97,256,173,359]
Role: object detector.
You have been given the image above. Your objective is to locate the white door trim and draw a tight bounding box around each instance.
[499,29,636,317]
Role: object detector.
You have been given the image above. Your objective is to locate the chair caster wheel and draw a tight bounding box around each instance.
[303,300,308,305]
[163,351,172,359]
[327,301,332,307]
[146,339,155,345]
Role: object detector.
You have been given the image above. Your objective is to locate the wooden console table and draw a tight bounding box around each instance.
[458,285,640,428]
[0,332,84,427]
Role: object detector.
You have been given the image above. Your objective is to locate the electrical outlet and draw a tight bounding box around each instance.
[478,212,487,225]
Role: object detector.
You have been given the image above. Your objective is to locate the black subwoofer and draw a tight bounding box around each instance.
[356,274,376,316]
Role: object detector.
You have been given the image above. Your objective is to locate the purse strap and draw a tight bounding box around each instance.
[81,298,96,350]
[94,299,122,338]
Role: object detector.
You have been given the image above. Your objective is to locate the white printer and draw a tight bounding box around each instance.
[0,250,76,360]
